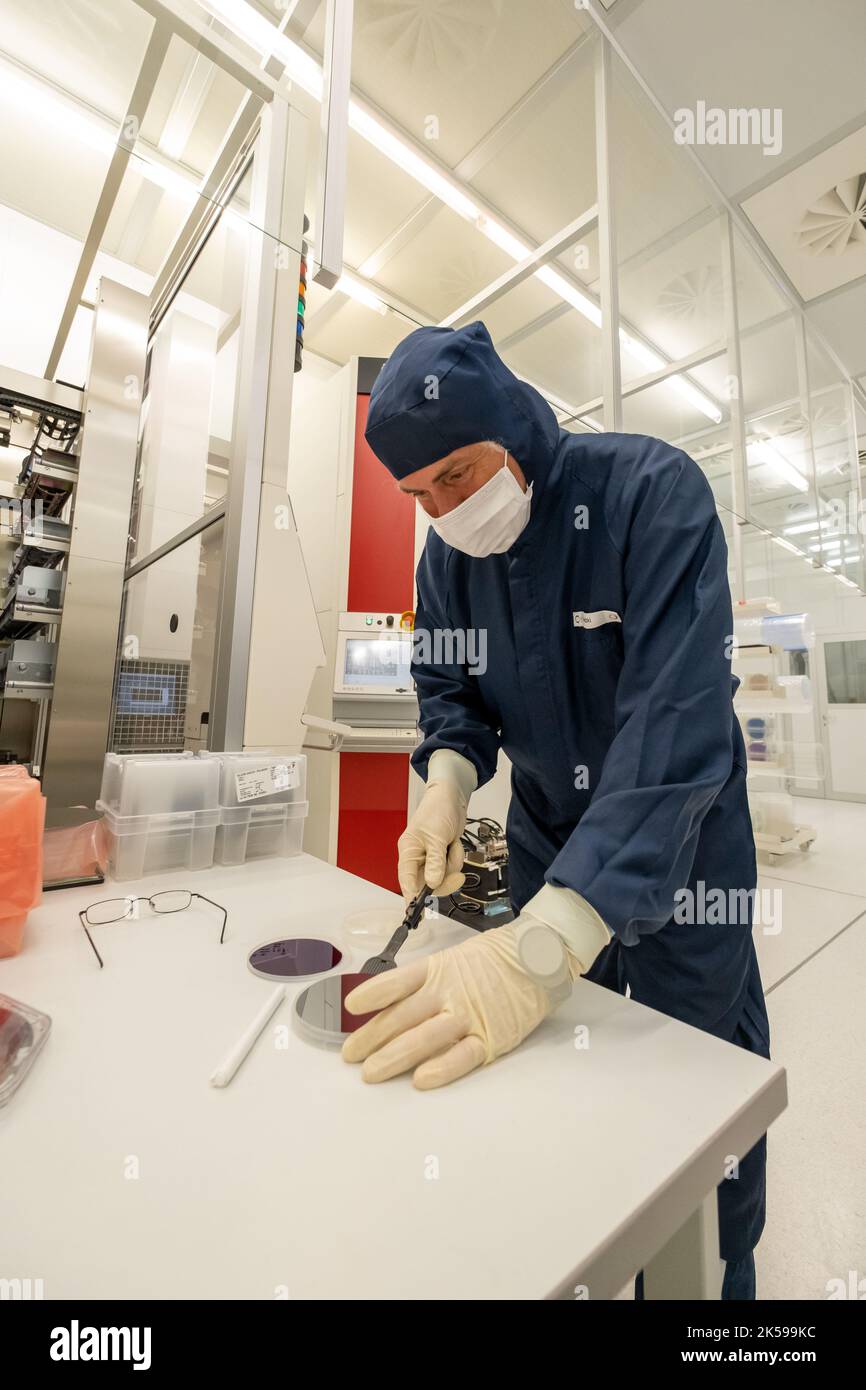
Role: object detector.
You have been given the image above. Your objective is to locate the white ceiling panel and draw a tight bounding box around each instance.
[467,44,598,248]
[370,203,515,322]
[0,0,154,120]
[609,0,866,200]
[807,281,866,383]
[610,50,711,265]
[342,128,443,272]
[340,0,592,169]
[0,77,115,239]
[496,306,606,408]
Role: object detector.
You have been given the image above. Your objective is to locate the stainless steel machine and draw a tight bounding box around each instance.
[0,281,149,826]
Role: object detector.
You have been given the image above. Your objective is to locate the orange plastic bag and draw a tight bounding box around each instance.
[0,767,46,957]
[42,819,108,884]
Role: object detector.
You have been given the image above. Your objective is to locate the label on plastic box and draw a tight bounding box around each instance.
[235,761,300,803]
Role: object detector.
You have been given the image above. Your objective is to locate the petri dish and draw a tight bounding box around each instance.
[247,938,342,982]
[293,972,379,1049]
[343,905,431,951]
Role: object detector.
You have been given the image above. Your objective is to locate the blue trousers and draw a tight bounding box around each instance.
[635,1251,756,1300]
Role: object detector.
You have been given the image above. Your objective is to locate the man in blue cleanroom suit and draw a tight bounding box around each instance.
[341,320,771,1300]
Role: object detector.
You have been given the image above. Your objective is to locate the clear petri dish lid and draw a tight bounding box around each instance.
[342,905,431,950]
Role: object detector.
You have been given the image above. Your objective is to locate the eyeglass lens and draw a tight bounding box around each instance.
[85,891,194,925]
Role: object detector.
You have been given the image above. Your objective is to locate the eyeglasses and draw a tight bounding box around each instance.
[79,890,228,969]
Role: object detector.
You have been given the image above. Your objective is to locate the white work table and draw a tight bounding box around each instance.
[0,852,787,1300]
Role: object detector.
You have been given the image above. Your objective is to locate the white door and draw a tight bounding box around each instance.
[816,633,866,801]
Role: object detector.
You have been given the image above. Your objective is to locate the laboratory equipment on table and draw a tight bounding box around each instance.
[455,817,511,921]
[247,938,342,981]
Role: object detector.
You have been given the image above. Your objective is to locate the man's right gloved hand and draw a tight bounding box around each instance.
[397,749,478,901]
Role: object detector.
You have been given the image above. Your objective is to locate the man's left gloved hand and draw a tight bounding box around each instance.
[341,886,611,1090]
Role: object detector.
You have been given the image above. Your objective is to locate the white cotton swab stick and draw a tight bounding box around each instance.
[209,985,286,1088]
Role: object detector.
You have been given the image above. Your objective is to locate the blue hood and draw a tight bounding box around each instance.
[364,320,560,486]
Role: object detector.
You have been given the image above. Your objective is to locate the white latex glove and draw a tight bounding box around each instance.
[342,884,611,1089]
[342,905,606,1089]
[397,749,477,901]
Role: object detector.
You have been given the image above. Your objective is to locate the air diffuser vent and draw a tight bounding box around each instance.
[798,174,866,256]
[657,267,723,321]
[356,0,504,71]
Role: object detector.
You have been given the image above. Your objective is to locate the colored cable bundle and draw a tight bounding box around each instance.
[295,213,309,373]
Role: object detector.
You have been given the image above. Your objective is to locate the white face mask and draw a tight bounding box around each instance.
[429,449,533,557]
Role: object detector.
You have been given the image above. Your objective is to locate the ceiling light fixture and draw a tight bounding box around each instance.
[334,272,387,314]
[771,535,808,557]
[748,440,810,494]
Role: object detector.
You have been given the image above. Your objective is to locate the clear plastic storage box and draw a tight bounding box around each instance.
[97,753,221,881]
[97,807,221,881]
[99,752,220,816]
[197,752,308,866]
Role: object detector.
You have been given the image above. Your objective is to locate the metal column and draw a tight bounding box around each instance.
[719,212,749,600]
[40,280,149,824]
[593,36,622,432]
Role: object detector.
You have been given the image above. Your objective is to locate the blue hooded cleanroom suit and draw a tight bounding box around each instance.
[365,321,770,1266]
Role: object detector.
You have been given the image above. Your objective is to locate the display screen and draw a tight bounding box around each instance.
[343,636,412,689]
[116,671,174,715]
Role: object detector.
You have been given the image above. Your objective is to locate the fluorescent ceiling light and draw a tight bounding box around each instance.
[201,0,322,98]
[618,330,721,422]
[475,216,530,261]
[335,272,387,314]
[748,440,809,494]
[535,265,602,326]
[772,535,808,558]
[349,105,480,222]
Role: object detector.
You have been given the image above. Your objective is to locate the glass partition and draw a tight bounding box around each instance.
[806,331,864,591]
[610,50,721,389]
[126,166,253,562]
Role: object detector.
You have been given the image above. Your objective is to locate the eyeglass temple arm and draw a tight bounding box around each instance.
[191,893,228,944]
[79,911,105,969]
